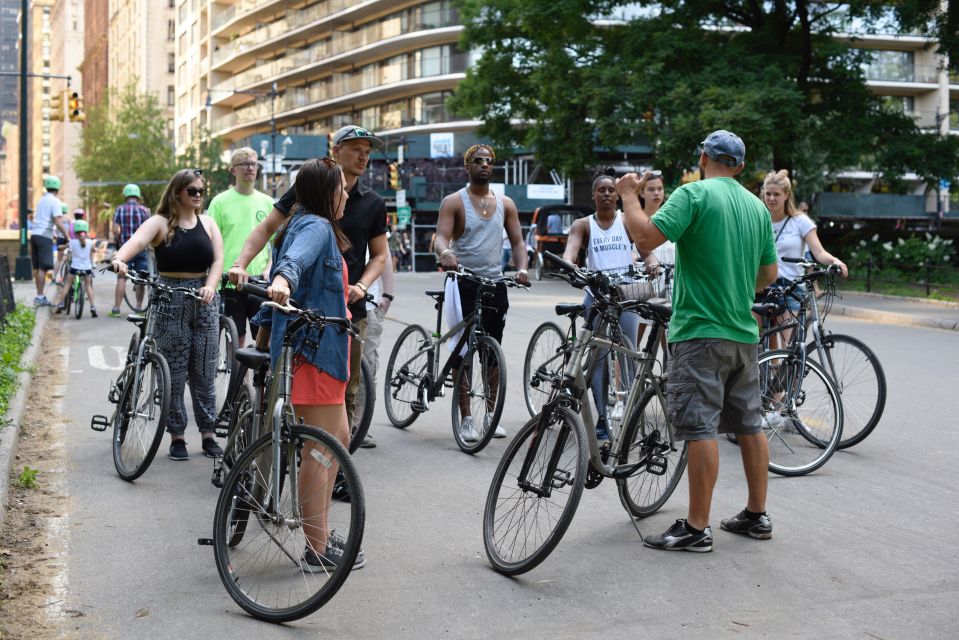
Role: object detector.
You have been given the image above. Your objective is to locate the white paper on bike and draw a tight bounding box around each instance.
[444,274,468,356]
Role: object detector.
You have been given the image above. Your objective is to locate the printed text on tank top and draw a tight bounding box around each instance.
[586,212,632,272]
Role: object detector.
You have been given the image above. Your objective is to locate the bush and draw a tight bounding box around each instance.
[0,305,36,421]
[848,233,957,283]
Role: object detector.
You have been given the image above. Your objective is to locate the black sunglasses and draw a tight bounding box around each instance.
[184,187,206,197]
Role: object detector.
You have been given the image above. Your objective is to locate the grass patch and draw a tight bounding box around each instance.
[15,465,38,489]
[0,305,37,421]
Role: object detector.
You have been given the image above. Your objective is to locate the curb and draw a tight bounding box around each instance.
[831,303,959,332]
[0,305,50,530]
[837,289,959,309]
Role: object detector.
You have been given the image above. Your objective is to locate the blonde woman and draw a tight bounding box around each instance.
[111,169,225,461]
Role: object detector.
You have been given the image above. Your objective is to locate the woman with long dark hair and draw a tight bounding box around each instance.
[112,168,225,461]
[257,157,362,571]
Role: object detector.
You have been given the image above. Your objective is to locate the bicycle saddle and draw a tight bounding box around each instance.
[752,302,780,317]
[126,314,146,326]
[554,303,585,317]
[424,289,445,302]
[235,347,271,371]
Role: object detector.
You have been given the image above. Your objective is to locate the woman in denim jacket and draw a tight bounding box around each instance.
[256,157,361,570]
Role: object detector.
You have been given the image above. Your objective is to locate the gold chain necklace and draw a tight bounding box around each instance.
[467,188,493,219]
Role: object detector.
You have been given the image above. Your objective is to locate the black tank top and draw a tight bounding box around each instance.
[154,219,214,273]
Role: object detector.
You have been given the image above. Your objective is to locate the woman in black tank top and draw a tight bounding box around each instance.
[111,169,226,461]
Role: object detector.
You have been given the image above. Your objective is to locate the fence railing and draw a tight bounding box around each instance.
[849,258,959,298]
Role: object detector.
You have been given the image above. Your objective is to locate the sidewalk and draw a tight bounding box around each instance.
[831,290,959,332]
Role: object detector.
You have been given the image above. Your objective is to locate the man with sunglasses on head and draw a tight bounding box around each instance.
[434,144,530,443]
[109,183,151,316]
[229,125,389,447]
[209,147,274,346]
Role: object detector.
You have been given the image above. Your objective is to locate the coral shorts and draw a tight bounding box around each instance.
[291,355,348,407]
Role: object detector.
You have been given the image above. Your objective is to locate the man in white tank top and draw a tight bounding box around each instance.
[434,144,530,442]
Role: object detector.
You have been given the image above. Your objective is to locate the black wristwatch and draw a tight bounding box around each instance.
[382,293,395,301]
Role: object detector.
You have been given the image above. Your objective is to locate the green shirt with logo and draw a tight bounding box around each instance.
[651,177,776,344]
[208,187,274,282]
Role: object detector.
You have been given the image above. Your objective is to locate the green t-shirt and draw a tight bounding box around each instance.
[651,177,777,344]
[208,187,274,282]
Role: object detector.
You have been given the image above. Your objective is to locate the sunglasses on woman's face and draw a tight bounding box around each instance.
[184,187,206,197]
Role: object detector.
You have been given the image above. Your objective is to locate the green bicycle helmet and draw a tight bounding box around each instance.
[73,220,89,233]
[61,204,68,213]
[43,175,61,191]
[122,183,142,199]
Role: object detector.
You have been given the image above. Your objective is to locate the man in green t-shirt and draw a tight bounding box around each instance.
[209,147,274,346]
[618,130,779,553]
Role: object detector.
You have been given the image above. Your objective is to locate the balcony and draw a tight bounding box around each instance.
[863,63,939,84]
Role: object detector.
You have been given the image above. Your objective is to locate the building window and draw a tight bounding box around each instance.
[168,19,175,40]
[863,50,915,83]
[168,53,175,73]
[950,100,958,131]
[167,85,175,106]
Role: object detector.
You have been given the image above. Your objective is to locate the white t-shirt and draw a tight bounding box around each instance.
[772,214,816,280]
[34,192,63,238]
[68,238,94,271]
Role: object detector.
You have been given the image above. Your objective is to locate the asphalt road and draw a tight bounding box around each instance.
[48,272,958,638]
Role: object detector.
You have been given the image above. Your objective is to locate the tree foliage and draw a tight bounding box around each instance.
[74,84,229,216]
[449,0,959,196]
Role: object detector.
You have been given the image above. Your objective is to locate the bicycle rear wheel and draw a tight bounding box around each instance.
[214,315,239,422]
[759,350,843,477]
[483,406,587,575]
[63,277,73,315]
[124,278,149,313]
[113,352,171,481]
[451,335,507,454]
[212,425,365,623]
[616,385,688,518]
[807,334,886,449]
[522,321,567,417]
[384,324,430,428]
[349,357,375,453]
[74,280,84,319]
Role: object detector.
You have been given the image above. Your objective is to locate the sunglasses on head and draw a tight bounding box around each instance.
[320,156,338,167]
[470,157,494,166]
[184,187,206,197]
[336,127,376,144]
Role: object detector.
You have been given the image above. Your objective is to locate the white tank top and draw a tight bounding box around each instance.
[586,213,633,272]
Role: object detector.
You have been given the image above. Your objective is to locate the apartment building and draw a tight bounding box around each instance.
[78,0,108,111]
[0,0,21,227]
[25,0,54,213]
[49,0,84,210]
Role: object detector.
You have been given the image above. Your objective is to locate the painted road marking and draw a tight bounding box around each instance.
[87,345,126,371]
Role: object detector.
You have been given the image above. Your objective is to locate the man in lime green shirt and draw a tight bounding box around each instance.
[209,147,274,346]
[618,130,778,553]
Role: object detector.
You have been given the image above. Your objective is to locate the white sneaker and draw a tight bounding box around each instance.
[460,416,479,443]
[764,411,786,430]
[483,414,506,438]
[610,401,625,422]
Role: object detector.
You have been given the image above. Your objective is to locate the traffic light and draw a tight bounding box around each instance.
[389,162,400,190]
[49,90,65,121]
[67,92,85,122]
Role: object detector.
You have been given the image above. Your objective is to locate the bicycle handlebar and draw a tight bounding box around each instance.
[237,281,301,308]
[112,268,202,300]
[261,300,357,336]
[452,266,530,290]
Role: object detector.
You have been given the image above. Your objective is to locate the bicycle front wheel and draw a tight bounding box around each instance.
[212,425,365,623]
[349,357,375,453]
[124,278,149,313]
[74,280,84,319]
[616,385,688,518]
[483,407,587,575]
[807,334,886,449]
[451,335,507,454]
[522,321,567,417]
[113,352,171,481]
[384,324,430,428]
[214,316,239,421]
[759,350,843,477]
[63,277,73,315]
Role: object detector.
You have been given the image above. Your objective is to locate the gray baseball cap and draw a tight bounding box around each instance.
[332,124,384,150]
[701,130,745,167]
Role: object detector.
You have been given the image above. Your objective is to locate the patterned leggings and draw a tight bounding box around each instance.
[154,277,219,436]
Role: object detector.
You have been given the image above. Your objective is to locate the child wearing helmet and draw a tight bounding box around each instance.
[53,203,73,285]
[54,219,98,317]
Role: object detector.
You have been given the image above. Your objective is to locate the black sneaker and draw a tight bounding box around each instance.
[720,510,773,540]
[644,519,713,552]
[201,438,224,458]
[90,307,98,318]
[302,535,365,573]
[169,440,189,461]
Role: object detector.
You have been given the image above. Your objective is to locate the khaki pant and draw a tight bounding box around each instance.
[345,317,368,429]
[362,307,384,377]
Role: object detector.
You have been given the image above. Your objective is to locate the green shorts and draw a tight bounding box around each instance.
[666,338,762,441]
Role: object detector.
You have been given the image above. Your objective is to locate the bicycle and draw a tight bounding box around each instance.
[58,248,87,320]
[767,257,887,449]
[200,282,365,623]
[484,252,687,575]
[750,262,845,476]
[383,268,527,454]
[89,271,202,481]
[214,275,240,428]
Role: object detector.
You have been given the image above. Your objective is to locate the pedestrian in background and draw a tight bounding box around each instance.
[31,176,71,306]
[110,184,151,316]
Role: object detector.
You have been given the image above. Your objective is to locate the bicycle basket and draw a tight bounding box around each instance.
[606,268,657,302]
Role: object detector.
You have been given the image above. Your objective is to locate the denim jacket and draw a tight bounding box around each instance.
[253,211,350,381]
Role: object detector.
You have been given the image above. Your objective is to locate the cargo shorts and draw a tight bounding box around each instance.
[666,338,763,441]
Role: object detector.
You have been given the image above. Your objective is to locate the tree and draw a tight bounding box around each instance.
[177,125,230,198]
[449,0,959,196]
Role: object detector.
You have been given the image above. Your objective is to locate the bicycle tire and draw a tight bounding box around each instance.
[214,315,239,421]
[223,384,254,469]
[483,406,587,575]
[349,357,375,453]
[759,350,843,477]
[54,259,69,289]
[212,425,365,623]
[124,278,149,313]
[616,385,688,518]
[63,276,73,315]
[74,279,84,319]
[451,335,507,454]
[522,321,567,417]
[534,253,544,281]
[384,324,430,429]
[112,352,171,481]
[806,334,886,449]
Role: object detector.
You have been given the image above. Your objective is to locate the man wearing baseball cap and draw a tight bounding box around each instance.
[229,124,390,449]
[616,129,779,553]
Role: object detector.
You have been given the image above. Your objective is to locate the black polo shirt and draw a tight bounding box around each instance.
[275,180,386,321]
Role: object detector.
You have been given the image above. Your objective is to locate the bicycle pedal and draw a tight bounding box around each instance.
[214,426,229,439]
[584,468,604,490]
[90,415,109,432]
[646,454,667,476]
[197,538,213,546]
[410,401,427,413]
[107,384,120,404]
